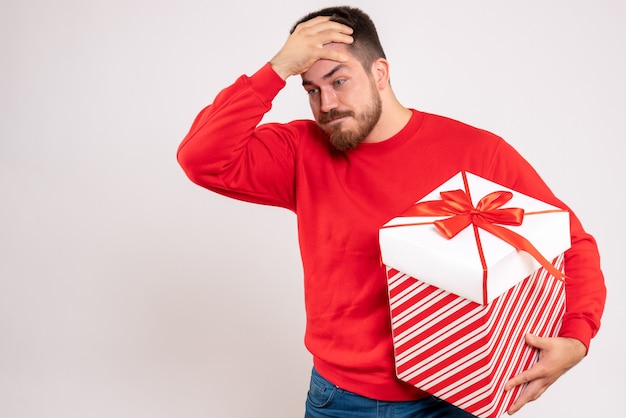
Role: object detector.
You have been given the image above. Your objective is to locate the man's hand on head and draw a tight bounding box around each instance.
[270,16,354,80]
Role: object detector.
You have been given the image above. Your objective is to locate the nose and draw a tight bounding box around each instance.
[319,88,338,113]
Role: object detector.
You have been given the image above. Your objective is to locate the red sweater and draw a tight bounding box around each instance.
[177,63,606,401]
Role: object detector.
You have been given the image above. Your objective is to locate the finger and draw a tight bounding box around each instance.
[295,15,333,29]
[302,28,353,63]
[294,18,354,38]
[291,24,353,53]
[322,21,354,36]
[504,372,529,392]
[313,30,353,46]
[524,333,542,349]
[296,16,354,33]
[316,49,351,63]
[318,29,354,45]
[504,364,544,391]
[305,27,353,48]
[507,379,548,414]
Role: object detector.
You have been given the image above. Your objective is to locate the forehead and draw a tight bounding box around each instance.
[301,43,364,84]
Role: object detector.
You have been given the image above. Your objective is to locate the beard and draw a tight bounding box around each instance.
[318,83,383,152]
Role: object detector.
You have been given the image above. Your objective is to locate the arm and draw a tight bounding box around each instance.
[488,139,606,414]
[504,218,605,415]
[177,16,354,208]
[176,64,296,208]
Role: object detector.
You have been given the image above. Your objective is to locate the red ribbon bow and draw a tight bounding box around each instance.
[399,189,566,285]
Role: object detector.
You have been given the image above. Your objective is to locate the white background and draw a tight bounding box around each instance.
[1,1,624,417]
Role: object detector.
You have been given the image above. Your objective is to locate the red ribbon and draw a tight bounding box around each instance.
[396,188,566,294]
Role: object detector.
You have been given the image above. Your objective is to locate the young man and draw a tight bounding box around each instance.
[177,6,605,418]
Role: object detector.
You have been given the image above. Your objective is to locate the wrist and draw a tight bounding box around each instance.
[269,58,292,81]
[563,337,588,358]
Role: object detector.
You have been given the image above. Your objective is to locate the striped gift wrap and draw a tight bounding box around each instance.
[387,254,565,418]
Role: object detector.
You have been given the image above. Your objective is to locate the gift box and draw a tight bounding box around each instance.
[379,171,570,418]
[380,171,570,305]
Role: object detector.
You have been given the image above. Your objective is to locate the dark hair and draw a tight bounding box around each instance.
[290,6,386,70]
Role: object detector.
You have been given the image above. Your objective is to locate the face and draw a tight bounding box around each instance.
[301,48,382,151]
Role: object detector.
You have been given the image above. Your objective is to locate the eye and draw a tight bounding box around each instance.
[334,79,346,87]
[306,87,320,96]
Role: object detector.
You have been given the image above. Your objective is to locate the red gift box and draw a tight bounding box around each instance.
[380,171,570,418]
[387,257,565,418]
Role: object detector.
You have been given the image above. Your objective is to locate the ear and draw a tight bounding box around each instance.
[370,58,390,89]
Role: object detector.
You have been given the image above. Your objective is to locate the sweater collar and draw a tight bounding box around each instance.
[350,109,424,154]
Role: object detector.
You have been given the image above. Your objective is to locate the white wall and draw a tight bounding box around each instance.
[1,0,623,417]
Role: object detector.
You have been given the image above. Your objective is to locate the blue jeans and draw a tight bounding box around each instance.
[305,368,476,418]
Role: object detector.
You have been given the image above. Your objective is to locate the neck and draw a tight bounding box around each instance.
[363,94,412,144]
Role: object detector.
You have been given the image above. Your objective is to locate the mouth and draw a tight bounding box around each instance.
[325,116,348,125]
[319,110,354,125]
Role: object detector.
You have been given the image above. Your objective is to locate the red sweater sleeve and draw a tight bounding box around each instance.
[177,63,299,210]
[488,139,606,352]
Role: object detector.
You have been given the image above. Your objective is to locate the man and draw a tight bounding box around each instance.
[177,6,605,418]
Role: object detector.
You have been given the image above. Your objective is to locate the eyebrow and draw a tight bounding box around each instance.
[302,64,347,86]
